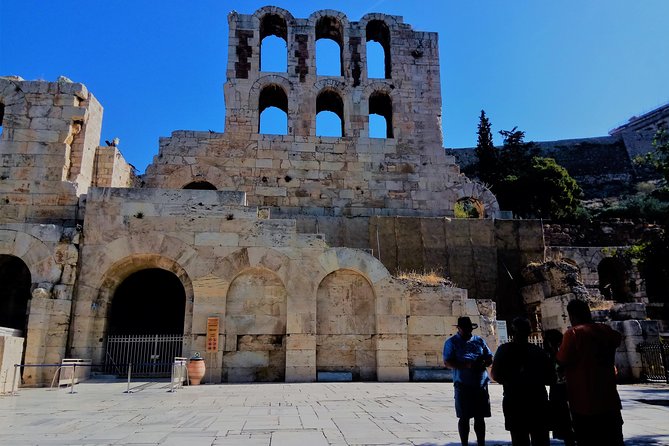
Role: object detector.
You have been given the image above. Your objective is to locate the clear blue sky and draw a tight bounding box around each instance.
[2,1,668,173]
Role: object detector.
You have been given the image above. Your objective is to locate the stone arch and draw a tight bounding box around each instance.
[252,6,295,27]
[183,180,217,190]
[249,75,295,135]
[0,229,61,285]
[316,268,377,380]
[368,90,393,138]
[315,247,391,287]
[454,196,485,219]
[309,10,349,77]
[223,266,287,382]
[453,181,500,218]
[253,7,294,74]
[365,19,391,79]
[258,83,289,134]
[316,87,346,137]
[156,164,225,190]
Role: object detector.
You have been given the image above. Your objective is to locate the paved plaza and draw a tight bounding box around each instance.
[1,381,668,445]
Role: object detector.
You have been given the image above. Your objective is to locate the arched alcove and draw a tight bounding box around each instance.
[366,20,391,79]
[224,268,287,382]
[597,257,631,302]
[316,89,344,137]
[316,269,377,381]
[369,91,393,138]
[315,16,344,76]
[183,180,217,190]
[260,14,288,72]
[259,84,288,134]
[454,197,484,219]
[0,102,5,135]
[0,254,31,333]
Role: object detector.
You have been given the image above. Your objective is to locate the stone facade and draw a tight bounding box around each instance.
[0,9,506,386]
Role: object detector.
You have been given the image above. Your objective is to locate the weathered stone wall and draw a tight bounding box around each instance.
[610,103,669,160]
[142,8,498,218]
[544,221,663,247]
[93,146,138,188]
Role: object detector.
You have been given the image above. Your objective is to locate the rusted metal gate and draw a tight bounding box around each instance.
[637,342,669,383]
[105,334,184,378]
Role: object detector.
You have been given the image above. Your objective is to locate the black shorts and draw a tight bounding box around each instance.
[454,382,491,419]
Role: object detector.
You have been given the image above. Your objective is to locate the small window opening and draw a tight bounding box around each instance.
[454,197,484,219]
[259,84,288,135]
[369,92,393,138]
[366,20,391,79]
[260,14,288,72]
[0,103,5,134]
[315,16,344,76]
[183,181,217,190]
[316,90,344,137]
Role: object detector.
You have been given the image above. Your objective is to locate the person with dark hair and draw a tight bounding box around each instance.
[543,329,575,446]
[491,317,555,446]
[443,316,493,446]
[557,299,624,446]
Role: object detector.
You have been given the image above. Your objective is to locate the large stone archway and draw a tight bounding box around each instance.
[316,269,376,380]
[0,254,31,333]
[223,267,287,382]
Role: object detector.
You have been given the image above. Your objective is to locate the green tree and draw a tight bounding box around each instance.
[474,110,498,185]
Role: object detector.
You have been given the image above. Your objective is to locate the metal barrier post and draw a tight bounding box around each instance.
[125,363,132,394]
[69,364,76,394]
[11,364,18,396]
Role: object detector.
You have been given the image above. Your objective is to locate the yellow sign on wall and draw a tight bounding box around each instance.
[206,317,219,352]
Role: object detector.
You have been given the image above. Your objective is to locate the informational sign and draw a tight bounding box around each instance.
[206,317,219,352]
[496,320,508,345]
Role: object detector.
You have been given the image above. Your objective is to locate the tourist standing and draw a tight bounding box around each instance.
[557,299,624,446]
[443,316,493,446]
[543,329,575,446]
[491,317,555,446]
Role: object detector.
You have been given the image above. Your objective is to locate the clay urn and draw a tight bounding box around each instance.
[187,352,206,385]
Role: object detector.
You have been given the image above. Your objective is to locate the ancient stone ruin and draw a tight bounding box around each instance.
[0,7,662,387]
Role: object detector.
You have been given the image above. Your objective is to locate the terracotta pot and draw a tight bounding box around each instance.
[187,359,206,385]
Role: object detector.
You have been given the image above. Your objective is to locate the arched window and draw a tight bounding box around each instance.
[316,90,344,137]
[454,197,484,219]
[259,84,288,135]
[366,20,391,79]
[183,181,217,190]
[315,16,344,76]
[260,14,287,72]
[369,91,393,138]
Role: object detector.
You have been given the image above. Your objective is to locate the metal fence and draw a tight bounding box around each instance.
[105,334,184,378]
[637,342,669,383]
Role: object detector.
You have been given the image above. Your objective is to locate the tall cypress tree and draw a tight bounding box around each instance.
[474,110,497,185]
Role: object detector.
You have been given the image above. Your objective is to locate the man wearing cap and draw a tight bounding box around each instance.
[443,316,493,446]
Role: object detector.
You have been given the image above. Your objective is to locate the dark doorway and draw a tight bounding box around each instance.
[0,255,31,333]
[598,257,631,302]
[108,268,186,335]
[183,181,217,190]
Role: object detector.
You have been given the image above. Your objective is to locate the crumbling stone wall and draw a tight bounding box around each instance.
[142,8,498,218]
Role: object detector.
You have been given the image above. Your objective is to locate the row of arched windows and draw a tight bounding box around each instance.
[258,14,391,79]
[258,85,393,138]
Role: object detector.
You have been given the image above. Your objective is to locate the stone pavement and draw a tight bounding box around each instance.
[1,381,668,445]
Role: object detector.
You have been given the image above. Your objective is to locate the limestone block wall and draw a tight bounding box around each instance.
[0,223,81,385]
[141,7,499,219]
[0,336,23,394]
[93,146,138,187]
[610,319,660,382]
[610,103,669,159]
[0,77,103,224]
[66,187,493,383]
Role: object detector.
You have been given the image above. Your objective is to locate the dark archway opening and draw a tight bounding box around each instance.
[369,91,393,138]
[366,20,391,79]
[108,268,186,335]
[183,181,217,190]
[259,84,289,134]
[315,16,344,76]
[598,257,631,302]
[0,255,31,333]
[260,14,288,72]
[316,89,344,137]
[0,102,5,135]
